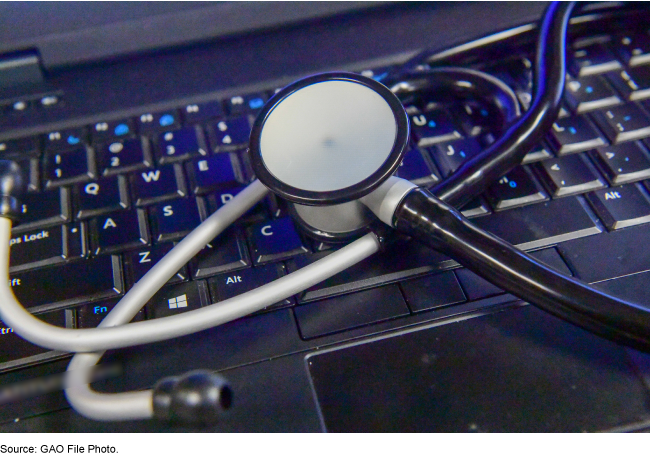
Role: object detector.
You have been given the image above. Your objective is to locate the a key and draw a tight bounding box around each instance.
[74,176,129,219]
[592,103,650,144]
[185,153,245,195]
[486,165,547,210]
[247,217,309,265]
[77,298,145,328]
[89,209,150,255]
[149,198,201,242]
[97,137,153,176]
[586,183,650,230]
[90,119,134,142]
[409,109,462,147]
[190,228,251,278]
[430,137,483,177]
[536,153,606,197]
[123,243,188,287]
[522,142,553,164]
[208,263,293,310]
[400,271,466,313]
[0,310,67,364]
[43,128,86,151]
[225,93,267,115]
[9,255,123,309]
[592,141,650,185]
[209,117,251,152]
[9,225,75,273]
[294,285,409,339]
[131,164,187,206]
[547,115,607,155]
[612,33,650,67]
[570,42,622,77]
[564,75,621,113]
[154,126,208,164]
[182,100,224,124]
[137,110,181,133]
[13,187,71,233]
[607,67,650,101]
[394,148,440,186]
[43,146,96,188]
[146,281,209,319]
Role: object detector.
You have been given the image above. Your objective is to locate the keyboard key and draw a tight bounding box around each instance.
[225,93,268,115]
[77,298,145,328]
[607,67,650,101]
[0,310,67,364]
[430,137,482,177]
[564,75,621,113]
[521,142,553,164]
[394,148,440,186]
[400,271,466,313]
[459,197,490,218]
[570,42,622,77]
[9,255,123,309]
[43,146,96,188]
[486,165,547,210]
[592,103,650,144]
[209,117,251,151]
[132,164,187,206]
[14,187,71,233]
[451,100,508,137]
[90,119,134,142]
[473,197,602,251]
[10,157,40,193]
[148,198,201,242]
[612,33,650,67]
[536,154,606,197]
[154,126,208,164]
[44,128,86,151]
[73,176,129,219]
[409,109,462,146]
[97,137,153,176]
[206,187,270,223]
[557,223,650,283]
[185,153,245,195]
[586,183,650,230]
[123,243,188,287]
[0,136,39,157]
[247,217,309,265]
[146,281,209,319]
[592,141,650,185]
[208,263,293,310]
[183,101,224,124]
[9,225,68,273]
[294,285,410,339]
[137,110,181,133]
[89,209,150,255]
[189,228,250,278]
[547,115,606,155]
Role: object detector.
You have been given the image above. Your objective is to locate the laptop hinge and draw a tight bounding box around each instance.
[0,51,44,89]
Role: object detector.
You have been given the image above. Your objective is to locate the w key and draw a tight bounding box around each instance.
[132,164,187,206]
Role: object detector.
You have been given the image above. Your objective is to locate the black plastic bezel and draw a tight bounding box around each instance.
[248,72,409,206]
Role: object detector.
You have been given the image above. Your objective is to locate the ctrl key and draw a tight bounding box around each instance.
[0,310,67,366]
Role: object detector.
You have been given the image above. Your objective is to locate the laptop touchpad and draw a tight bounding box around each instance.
[306,305,650,432]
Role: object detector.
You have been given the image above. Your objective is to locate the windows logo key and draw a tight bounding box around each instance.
[168,294,188,309]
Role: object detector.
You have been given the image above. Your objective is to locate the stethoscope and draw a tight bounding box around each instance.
[0,1,649,425]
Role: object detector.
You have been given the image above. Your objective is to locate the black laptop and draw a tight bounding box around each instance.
[1,1,650,432]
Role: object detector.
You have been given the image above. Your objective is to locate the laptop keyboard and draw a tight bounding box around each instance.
[2,5,650,424]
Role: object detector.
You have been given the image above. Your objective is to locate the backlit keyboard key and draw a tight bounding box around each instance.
[91,119,134,142]
[536,153,606,197]
[190,228,250,278]
[89,209,150,255]
[592,141,650,185]
[9,256,123,309]
[14,187,71,233]
[394,148,440,186]
[74,176,129,219]
[586,183,650,230]
[183,101,224,124]
[146,281,209,319]
[149,198,201,242]
[9,225,68,273]
[247,217,309,265]
[522,142,553,164]
[570,42,622,77]
[0,136,39,157]
[409,109,462,146]
[430,137,482,177]
[137,110,181,133]
[486,166,547,210]
[132,164,187,206]
[124,243,188,287]
[225,93,267,115]
[185,153,244,195]
[154,126,208,164]
[0,311,67,365]
[548,115,607,155]
[592,103,650,143]
[44,146,96,188]
[209,117,251,151]
[97,137,153,176]
[607,67,650,101]
[44,128,86,151]
[77,298,145,328]
[613,33,650,67]
[564,75,621,113]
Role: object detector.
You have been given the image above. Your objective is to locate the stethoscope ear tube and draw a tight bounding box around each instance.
[393,186,650,352]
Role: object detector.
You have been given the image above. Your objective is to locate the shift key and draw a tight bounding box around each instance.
[9,256,124,310]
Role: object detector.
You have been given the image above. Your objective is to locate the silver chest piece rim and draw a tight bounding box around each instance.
[248,72,410,206]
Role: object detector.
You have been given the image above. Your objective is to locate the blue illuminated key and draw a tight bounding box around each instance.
[226,93,268,115]
[410,109,462,147]
[155,126,207,164]
[186,153,244,195]
[137,110,181,133]
[97,137,153,176]
[44,128,87,151]
[210,117,251,151]
[91,119,134,142]
[247,217,309,265]
[77,298,145,328]
[149,198,202,242]
[547,115,606,155]
[89,210,150,254]
[430,137,482,177]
